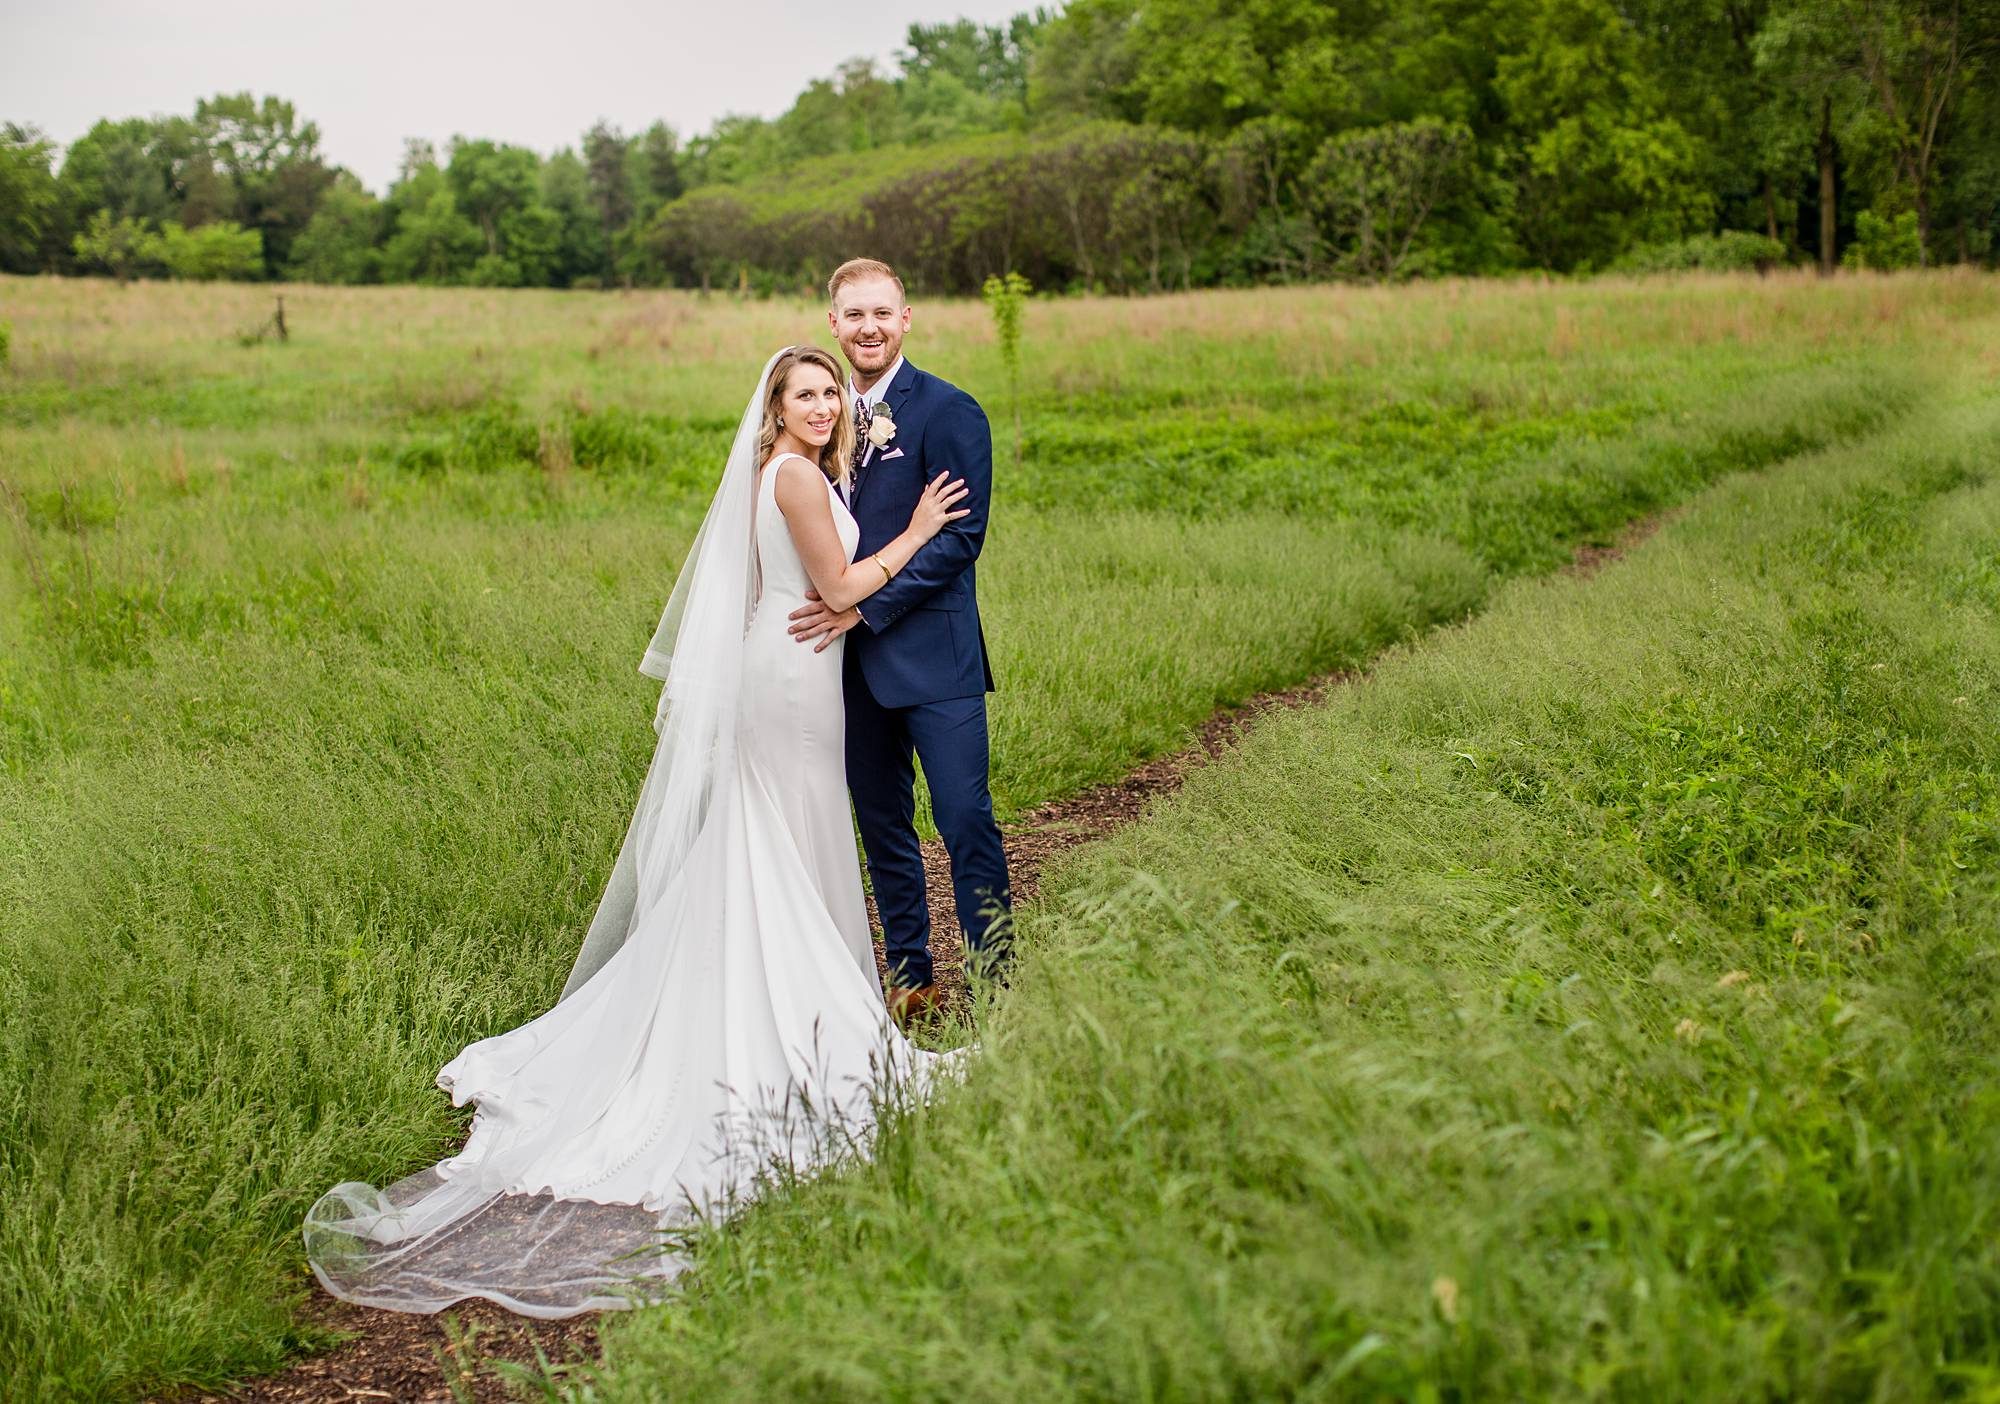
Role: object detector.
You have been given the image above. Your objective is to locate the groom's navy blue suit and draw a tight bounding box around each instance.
[845,358,1012,988]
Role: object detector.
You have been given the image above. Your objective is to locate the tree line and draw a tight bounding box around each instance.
[2,1,1995,295]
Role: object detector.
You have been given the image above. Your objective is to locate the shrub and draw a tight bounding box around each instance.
[1610,230,1788,275]
[158,222,265,282]
[287,184,384,285]
[452,404,540,469]
[1303,117,1474,282]
[567,406,665,470]
[1844,210,1923,271]
[468,254,525,288]
[392,438,447,474]
[71,211,161,283]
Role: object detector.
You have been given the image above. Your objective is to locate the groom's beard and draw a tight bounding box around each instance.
[840,332,901,383]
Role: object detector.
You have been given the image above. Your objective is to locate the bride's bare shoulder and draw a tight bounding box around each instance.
[765,451,823,485]
[767,453,832,512]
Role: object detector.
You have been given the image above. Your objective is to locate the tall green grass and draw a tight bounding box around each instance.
[575,373,2000,1399]
[0,274,1993,1399]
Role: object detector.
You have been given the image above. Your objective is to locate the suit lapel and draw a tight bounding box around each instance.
[855,359,920,505]
[884,357,919,426]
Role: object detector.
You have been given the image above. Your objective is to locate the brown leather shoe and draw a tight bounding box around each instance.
[885,982,944,1028]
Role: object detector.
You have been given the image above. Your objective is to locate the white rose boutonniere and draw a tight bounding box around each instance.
[866,402,897,449]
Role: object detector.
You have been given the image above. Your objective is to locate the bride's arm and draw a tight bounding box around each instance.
[771,456,967,613]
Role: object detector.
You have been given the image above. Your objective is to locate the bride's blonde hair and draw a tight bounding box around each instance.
[756,346,855,489]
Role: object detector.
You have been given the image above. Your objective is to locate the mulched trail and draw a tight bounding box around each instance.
[168,517,1663,1404]
[151,1295,606,1404]
[1563,508,1676,580]
[893,666,1354,1020]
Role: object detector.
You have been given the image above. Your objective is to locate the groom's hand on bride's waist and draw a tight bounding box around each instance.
[788,590,861,652]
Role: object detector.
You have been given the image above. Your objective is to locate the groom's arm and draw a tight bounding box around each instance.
[855,392,992,632]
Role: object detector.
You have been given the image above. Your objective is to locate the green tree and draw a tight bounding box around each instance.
[192,93,333,276]
[897,70,1001,143]
[381,151,481,285]
[634,122,684,209]
[1027,0,1146,122]
[1343,0,1523,134]
[1213,115,1317,281]
[57,118,177,238]
[24,0,1991,291]
[445,138,540,256]
[154,114,237,228]
[1108,130,1215,289]
[651,189,758,291]
[900,16,1042,134]
[582,121,634,245]
[1935,54,2000,259]
[1843,206,1924,265]
[71,210,161,282]
[1497,0,1716,268]
[1305,117,1475,281]
[1102,0,1360,135]
[287,175,382,283]
[1758,0,2000,267]
[680,114,787,186]
[542,148,606,285]
[773,60,900,157]
[1756,1,1868,270]
[0,124,62,273]
[1621,0,1796,244]
[775,77,855,162]
[497,202,563,286]
[905,17,1036,109]
[1843,0,2000,261]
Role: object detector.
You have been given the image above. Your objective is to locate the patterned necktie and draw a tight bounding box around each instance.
[850,396,872,490]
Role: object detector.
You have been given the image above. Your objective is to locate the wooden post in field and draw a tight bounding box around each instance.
[274,296,288,342]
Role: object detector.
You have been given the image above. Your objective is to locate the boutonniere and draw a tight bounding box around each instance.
[866,401,897,449]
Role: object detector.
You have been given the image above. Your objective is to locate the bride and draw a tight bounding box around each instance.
[304,346,971,1318]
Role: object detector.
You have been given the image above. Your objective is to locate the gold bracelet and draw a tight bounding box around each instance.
[873,552,893,584]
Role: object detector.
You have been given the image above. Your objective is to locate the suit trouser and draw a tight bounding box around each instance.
[844,679,1013,988]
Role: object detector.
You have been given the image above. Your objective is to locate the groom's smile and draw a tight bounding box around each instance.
[829,272,911,388]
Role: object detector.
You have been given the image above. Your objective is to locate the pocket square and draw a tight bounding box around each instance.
[878,447,905,460]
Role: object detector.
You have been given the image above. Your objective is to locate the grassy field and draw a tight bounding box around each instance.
[0,272,1995,1399]
[591,356,2000,1402]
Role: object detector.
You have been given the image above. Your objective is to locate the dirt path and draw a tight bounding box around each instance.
[171,513,1667,1404]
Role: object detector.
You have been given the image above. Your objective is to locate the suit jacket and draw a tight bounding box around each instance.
[847,358,997,708]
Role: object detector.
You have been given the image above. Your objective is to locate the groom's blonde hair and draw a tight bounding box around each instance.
[828,258,905,306]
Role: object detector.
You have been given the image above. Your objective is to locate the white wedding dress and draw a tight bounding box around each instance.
[304,444,946,1318]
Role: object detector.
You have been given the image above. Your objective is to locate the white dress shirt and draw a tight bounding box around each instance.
[850,353,905,417]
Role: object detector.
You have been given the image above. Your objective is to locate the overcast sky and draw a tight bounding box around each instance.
[4,0,1036,193]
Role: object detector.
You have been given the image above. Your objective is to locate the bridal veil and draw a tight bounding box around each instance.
[559,348,779,997]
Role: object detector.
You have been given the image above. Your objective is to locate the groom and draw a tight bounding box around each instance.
[788,257,1013,1021]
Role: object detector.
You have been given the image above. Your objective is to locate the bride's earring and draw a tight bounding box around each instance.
[776,416,785,427]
